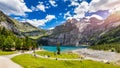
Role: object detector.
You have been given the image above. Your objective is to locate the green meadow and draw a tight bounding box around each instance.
[36,51,80,59]
[0,51,15,55]
[12,54,120,68]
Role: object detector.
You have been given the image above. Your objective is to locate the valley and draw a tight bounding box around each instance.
[0,0,120,68]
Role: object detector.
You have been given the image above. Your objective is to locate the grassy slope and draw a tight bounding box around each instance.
[90,26,120,52]
[11,19,39,32]
[12,54,120,68]
[0,11,14,23]
[94,26,120,45]
[0,51,15,55]
[89,42,120,52]
[36,51,80,59]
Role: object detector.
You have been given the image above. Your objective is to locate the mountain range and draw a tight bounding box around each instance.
[40,11,120,46]
[0,9,120,46]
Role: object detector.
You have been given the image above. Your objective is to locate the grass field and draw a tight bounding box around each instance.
[12,54,120,68]
[36,51,80,59]
[0,51,15,55]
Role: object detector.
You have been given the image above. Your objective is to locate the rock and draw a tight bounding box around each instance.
[41,11,120,46]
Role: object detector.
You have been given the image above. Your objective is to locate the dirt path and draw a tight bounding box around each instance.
[0,56,22,68]
[0,50,40,68]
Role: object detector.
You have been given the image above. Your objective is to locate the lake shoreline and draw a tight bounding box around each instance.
[41,45,87,52]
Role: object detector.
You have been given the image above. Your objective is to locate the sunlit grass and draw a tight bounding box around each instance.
[36,51,80,59]
[12,54,120,68]
[0,51,15,55]
[29,35,42,39]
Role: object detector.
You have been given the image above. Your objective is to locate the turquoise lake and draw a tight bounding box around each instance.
[41,46,87,52]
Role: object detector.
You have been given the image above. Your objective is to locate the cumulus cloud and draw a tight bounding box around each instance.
[73,1,89,19]
[31,6,38,11]
[0,0,32,16]
[36,2,46,12]
[32,2,51,12]
[69,0,79,6]
[26,19,46,27]
[66,0,120,20]
[46,15,56,21]
[48,27,55,30]
[23,15,56,27]
[64,1,89,20]
[89,0,120,13]
[49,0,57,7]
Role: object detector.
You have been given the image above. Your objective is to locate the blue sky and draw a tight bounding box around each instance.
[0,0,120,30]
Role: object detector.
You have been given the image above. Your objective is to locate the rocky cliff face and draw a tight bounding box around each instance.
[15,21,44,37]
[42,11,120,46]
[0,10,45,38]
[0,11,45,39]
[0,11,22,36]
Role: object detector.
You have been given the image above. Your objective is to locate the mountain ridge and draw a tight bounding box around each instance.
[39,11,120,46]
[0,10,45,39]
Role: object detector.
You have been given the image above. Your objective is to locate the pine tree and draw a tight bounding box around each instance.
[56,43,61,55]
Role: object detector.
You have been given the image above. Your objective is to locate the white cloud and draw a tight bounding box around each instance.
[36,2,46,12]
[65,1,89,20]
[90,14,103,20]
[31,6,38,11]
[69,0,79,6]
[111,7,120,13]
[48,27,55,30]
[31,6,36,11]
[73,1,89,19]
[89,0,120,13]
[14,17,20,20]
[45,6,50,9]
[66,17,73,20]
[46,15,56,21]
[64,11,72,19]
[26,19,46,27]
[65,0,120,20]
[49,0,57,7]
[23,15,56,27]
[33,2,51,12]
[0,0,32,16]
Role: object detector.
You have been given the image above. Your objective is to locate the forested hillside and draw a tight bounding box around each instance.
[0,10,37,51]
[0,27,36,51]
